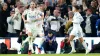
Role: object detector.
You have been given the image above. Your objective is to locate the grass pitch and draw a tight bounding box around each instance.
[0,53,100,56]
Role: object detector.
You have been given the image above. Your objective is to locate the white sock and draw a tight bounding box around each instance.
[31,43,34,53]
[17,43,21,54]
[38,38,45,48]
[22,36,30,45]
[29,41,31,51]
[82,41,88,50]
[31,37,35,53]
[70,41,75,51]
[29,36,35,53]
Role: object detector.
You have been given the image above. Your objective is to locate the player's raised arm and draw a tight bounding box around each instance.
[37,11,44,21]
[22,10,28,23]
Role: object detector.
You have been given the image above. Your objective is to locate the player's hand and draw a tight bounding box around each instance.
[20,32,22,35]
[24,20,29,23]
[49,40,52,44]
[37,23,40,27]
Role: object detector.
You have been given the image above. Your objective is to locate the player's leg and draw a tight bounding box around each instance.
[38,29,45,48]
[31,36,36,54]
[79,37,90,54]
[67,29,76,53]
[28,36,35,54]
[39,33,45,47]
[38,29,45,54]
[22,26,30,46]
[28,31,36,54]
[22,36,30,47]
[68,35,76,53]
[78,28,90,54]
[24,27,35,54]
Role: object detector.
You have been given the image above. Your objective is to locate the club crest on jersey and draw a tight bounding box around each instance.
[29,15,36,19]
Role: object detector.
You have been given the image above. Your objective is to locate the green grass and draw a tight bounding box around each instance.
[0,53,100,56]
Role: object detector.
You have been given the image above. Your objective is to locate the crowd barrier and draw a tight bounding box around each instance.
[0,37,100,54]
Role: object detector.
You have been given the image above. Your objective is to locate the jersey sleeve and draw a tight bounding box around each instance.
[72,13,84,24]
[40,11,44,16]
[78,15,84,23]
[22,9,28,16]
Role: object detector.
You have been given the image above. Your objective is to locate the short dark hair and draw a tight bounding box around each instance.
[74,5,81,10]
[68,5,72,11]
[10,9,15,13]
[48,30,53,34]
[86,9,92,12]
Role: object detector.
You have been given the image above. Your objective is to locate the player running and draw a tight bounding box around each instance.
[67,5,90,54]
[22,1,44,54]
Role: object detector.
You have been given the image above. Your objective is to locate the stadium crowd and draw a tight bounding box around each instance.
[0,0,99,37]
[0,0,100,54]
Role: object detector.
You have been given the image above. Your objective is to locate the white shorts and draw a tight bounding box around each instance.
[25,23,44,37]
[70,27,83,38]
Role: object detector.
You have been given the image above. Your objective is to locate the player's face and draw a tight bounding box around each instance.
[48,33,53,37]
[30,2,36,9]
[53,10,60,17]
[68,12,73,18]
[3,3,8,10]
[86,10,91,16]
[19,7,24,13]
[10,11,15,16]
[73,7,76,12]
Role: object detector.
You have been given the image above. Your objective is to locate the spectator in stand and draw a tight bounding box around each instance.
[89,0,98,15]
[85,0,92,8]
[98,0,100,17]
[66,0,71,5]
[98,4,100,18]
[65,11,73,36]
[15,1,23,13]
[7,10,17,37]
[56,0,68,37]
[44,0,57,7]
[47,9,65,37]
[13,5,24,37]
[43,30,58,54]
[44,0,55,16]
[84,9,98,37]
[0,0,4,3]
[96,18,100,37]
[0,3,9,37]
[68,5,72,12]
[5,0,15,13]
[43,10,50,36]
[57,0,68,18]
[20,0,32,6]
[0,0,2,11]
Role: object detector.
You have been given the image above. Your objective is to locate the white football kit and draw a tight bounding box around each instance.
[22,8,44,53]
[22,8,44,37]
[69,12,90,54]
[70,12,84,38]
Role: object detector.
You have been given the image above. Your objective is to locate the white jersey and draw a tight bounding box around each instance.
[23,9,38,23]
[36,9,44,26]
[22,8,44,34]
[23,8,44,25]
[72,12,84,28]
[70,12,84,37]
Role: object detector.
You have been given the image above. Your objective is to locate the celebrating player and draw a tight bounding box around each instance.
[67,5,90,54]
[22,1,44,54]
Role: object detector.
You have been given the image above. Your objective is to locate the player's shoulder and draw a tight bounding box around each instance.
[23,9,30,13]
[7,17,12,19]
[75,12,82,18]
[49,16,55,18]
[34,8,39,11]
[35,9,42,13]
